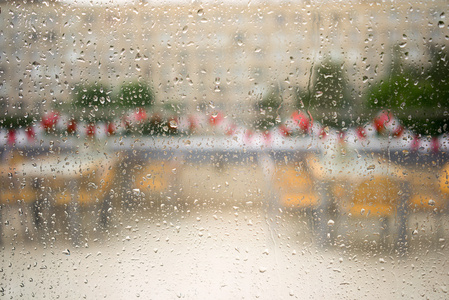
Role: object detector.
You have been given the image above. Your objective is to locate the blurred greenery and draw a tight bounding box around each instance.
[71,81,155,125]
[295,59,355,128]
[0,115,33,128]
[66,46,448,137]
[142,117,178,136]
[254,89,282,131]
[367,44,449,136]
[117,82,154,109]
[72,83,113,122]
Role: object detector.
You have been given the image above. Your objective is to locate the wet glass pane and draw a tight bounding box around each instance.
[1,1,448,298]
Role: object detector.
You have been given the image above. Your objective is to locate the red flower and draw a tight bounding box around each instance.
[279,124,291,136]
[106,122,116,136]
[291,111,310,133]
[42,111,60,132]
[373,111,392,133]
[67,119,77,134]
[135,107,147,123]
[356,126,367,139]
[7,129,16,145]
[209,112,224,126]
[86,123,96,137]
[25,126,36,141]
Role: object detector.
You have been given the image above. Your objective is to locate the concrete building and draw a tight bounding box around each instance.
[0,0,447,121]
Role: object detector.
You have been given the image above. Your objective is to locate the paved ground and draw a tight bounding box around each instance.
[1,198,448,299]
[1,159,448,299]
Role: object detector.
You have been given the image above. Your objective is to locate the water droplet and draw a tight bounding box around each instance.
[327,219,335,226]
[367,164,375,170]
[259,267,267,273]
[439,21,445,28]
[197,9,204,16]
[169,119,178,128]
[62,249,70,255]
[428,199,435,206]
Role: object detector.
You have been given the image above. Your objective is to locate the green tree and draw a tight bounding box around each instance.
[0,115,33,129]
[296,59,354,128]
[254,89,282,131]
[117,82,154,109]
[367,44,449,136]
[72,83,113,122]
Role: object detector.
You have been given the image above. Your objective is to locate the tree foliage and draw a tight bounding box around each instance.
[367,44,449,136]
[295,59,354,128]
[0,115,33,129]
[117,82,154,109]
[73,83,111,108]
[72,83,113,122]
[254,89,282,130]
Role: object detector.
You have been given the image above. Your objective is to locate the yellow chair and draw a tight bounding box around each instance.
[440,163,449,195]
[404,166,446,212]
[343,176,401,217]
[274,164,319,208]
[409,192,444,210]
[50,161,117,206]
[54,190,72,205]
[1,186,36,204]
[134,161,172,194]
[0,163,37,204]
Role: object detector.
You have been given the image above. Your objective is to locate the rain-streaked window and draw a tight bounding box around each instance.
[1,1,448,299]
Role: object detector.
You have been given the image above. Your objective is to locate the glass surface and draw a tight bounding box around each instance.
[1,1,448,298]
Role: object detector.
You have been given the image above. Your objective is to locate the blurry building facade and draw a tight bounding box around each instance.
[0,1,447,120]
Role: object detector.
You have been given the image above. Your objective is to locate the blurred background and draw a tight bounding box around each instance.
[1,0,449,299]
